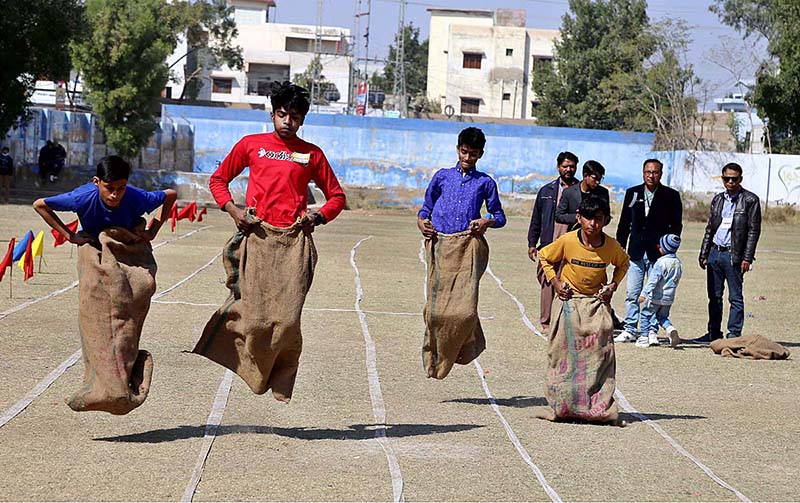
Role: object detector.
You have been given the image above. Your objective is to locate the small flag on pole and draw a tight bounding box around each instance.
[170,204,178,232]
[176,201,197,222]
[197,207,207,222]
[12,231,34,262]
[53,219,79,247]
[22,236,34,281]
[0,238,16,283]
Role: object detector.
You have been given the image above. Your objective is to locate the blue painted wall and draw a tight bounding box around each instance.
[162,104,656,196]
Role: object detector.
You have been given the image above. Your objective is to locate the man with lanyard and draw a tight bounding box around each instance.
[615,159,683,344]
[527,151,579,331]
[692,162,761,343]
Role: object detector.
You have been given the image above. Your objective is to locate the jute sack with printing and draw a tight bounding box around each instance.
[67,227,157,415]
[710,334,790,360]
[536,295,618,423]
[193,216,316,401]
[422,231,488,379]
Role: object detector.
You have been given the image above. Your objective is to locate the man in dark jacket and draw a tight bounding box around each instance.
[692,162,761,343]
[527,151,579,329]
[555,160,609,230]
[614,159,683,344]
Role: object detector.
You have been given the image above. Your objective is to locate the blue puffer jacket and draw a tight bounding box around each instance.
[641,254,682,305]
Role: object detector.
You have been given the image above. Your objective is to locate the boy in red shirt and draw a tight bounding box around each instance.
[193,82,346,401]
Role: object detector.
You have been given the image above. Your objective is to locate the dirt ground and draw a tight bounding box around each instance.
[0,203,797,502]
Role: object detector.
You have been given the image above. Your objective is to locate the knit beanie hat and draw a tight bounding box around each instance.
[659,234,681,254]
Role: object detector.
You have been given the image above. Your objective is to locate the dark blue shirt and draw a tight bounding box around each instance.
[418,165,506,234]
[44,182,166,238]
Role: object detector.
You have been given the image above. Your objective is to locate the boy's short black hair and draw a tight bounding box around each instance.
[269,81,311,116]
[1,147,8,153]
[722,162,743,175]
[557,151,578,165]
[96,155,131,182]
[582,160,605,179]
[457,127,486,150]
[578,194,610,220]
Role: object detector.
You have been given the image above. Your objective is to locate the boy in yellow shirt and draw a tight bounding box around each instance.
[536,195,629,425]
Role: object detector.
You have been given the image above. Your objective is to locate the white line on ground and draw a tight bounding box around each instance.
[181,370,233,502]
[472,360,563,502]
[419,240,560,502]
[0,226,213,322]
[350,236,404,502]
[0,240,220,430]
[153,252,222,300]
[485,266,752,503]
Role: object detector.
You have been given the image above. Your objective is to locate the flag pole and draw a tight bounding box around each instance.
[8,264,12,299]
[38,255,42,273]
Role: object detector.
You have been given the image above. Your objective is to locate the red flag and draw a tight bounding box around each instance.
[0,238,15,282]
[52,219,79,247]
[23,237,34,281]
[170,203,178,232]
[176,201,197,222]
[197,207,207,222]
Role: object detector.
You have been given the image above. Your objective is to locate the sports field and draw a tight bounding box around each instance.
[0,203,797,502]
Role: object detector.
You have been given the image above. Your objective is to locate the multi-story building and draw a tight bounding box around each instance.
[167,0,351,110]
[426,8,558,120]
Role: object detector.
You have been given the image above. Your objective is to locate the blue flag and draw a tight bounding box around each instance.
[12,230,34,262]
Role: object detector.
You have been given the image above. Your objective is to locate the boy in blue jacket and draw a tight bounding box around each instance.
[637,234,683,348]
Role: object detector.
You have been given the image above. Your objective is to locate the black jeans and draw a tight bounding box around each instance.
[706,248,744,339]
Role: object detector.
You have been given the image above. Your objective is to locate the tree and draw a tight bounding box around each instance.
[631,19,705,150]
[170,0,243,101]
[378,23,429,107]
[531,0,656,131]
[293,56,330,105]
[0,0,84,134]
[72,0,183,158]
[713,0,800,153]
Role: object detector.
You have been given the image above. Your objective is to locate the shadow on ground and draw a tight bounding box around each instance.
[94,422,485,444]
[619,412,706,424]
[442,396,548,408]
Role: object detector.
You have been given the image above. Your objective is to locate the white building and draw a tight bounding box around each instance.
[167,0,352,110]
[426,8,558,120]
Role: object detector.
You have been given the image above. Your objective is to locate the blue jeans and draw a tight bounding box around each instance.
[707,248,744,338]
[639,302,674,337]
[624,257,656,334]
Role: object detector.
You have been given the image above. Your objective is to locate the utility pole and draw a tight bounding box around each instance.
[393,0,407,116]
[312,0,324,113]
[363,0,371,79]
[350,0,361,112]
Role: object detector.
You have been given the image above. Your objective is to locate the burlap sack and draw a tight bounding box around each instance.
[536,295,618,423]
[422,231,488,379]
[710,334,791,360]
[192,218,317,401]
[68,227,157,415]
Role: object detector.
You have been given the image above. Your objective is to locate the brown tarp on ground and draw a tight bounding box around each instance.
[422,231,488,379]
[68,227,157,415]
[192,219,316,401]
[710,334,791,360]
[536,295,618,423]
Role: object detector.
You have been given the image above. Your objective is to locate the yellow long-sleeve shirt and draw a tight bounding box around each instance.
[539,230,630,295]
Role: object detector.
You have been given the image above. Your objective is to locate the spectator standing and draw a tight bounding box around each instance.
[0,147,13,203]
[527,151,579,330]
[614,159,683,343]
[555,160,610,231]
[693,162,761,343]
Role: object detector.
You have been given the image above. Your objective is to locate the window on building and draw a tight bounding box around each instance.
[286,37,344,54]
[212,78,233,94]
[506,48,513,57]
[246,63,290,96]
[503,93,511,101]
[532,55,553,68]
[234,6,263,25]
[460,97,480,114]
[163,87,172,99]
[462,52,482,69]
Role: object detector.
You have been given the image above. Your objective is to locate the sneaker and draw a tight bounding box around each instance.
[635,336,651,348]
[667,327,680,348]
[614,331,636,343]
[648,332,660,346]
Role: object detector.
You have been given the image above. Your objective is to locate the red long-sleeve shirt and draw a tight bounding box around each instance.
[209,132,346,227]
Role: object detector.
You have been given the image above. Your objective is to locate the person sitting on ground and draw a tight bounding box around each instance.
[636,234,683,348]
[555,160,610,231]
[536,195,629,425]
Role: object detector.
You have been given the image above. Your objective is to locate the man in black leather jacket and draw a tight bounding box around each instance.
[692,162,761,343]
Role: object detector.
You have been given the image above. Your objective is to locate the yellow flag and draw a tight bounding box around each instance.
[32,231,44,258]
